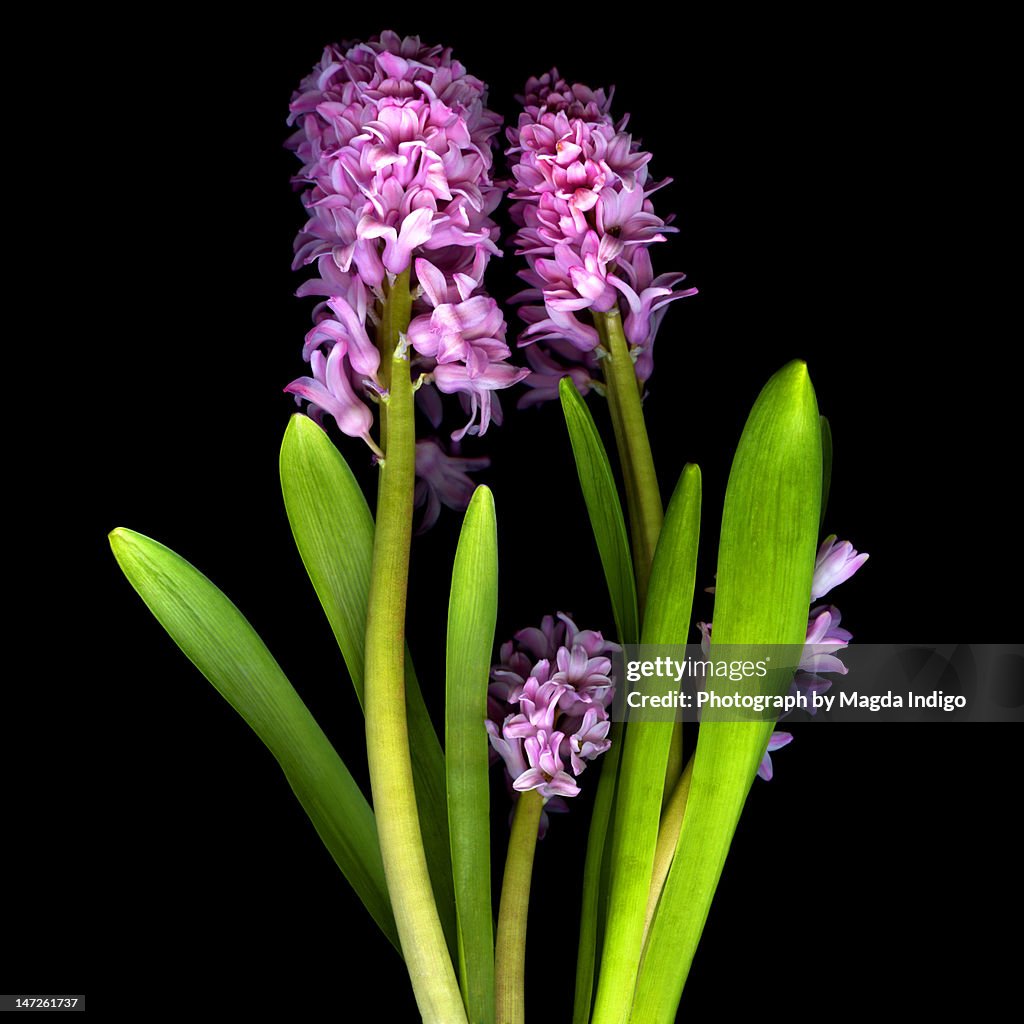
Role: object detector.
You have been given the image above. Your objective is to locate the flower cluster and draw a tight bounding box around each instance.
[284,33,526,491]
[488,613,618,816]
[506,69,697,404]
[699,535,869,780]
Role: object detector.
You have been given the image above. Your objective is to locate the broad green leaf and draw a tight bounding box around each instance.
[820,414,833,529]
[445,487,498,1024]
[108,527,398,950]
[559,378,640,646]
[631,360,821,1024]
[590,464,700,1024]
[279,414,456,954]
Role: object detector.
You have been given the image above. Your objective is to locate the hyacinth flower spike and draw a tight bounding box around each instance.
[489,613,617,1024]
[283,33,525,1024]
[507,70,697,603]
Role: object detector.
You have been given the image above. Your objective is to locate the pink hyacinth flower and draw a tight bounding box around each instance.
[285,345,374,442]
[812,535,870,601]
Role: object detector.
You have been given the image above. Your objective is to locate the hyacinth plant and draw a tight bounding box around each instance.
[109,31,867,1024]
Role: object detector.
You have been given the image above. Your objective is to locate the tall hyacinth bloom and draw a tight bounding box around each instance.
[284,32,526,498]
[283,35,528,1023]
[506,68,697,403]
[488,613,618,821]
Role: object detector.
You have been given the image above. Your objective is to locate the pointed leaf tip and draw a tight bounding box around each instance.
[467,483,495,512]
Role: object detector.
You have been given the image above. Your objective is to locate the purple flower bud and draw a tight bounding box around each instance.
[811,535,869,601]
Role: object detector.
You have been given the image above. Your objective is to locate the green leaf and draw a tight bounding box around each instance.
[589,464,701,1024]
[108,527,398,950]
[445,487,498,1024]
[643,464,702,646]
[630,360,821,1024]
[279,415,456,955]
[820,414,833,530]
[559,379,641,1024]
[279,413,374,692]
[559,377,640,646]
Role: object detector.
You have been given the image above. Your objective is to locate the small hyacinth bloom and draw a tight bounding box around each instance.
[413,255,488,308]
[758,731,793,782]
[485,719,529,780]
[517,300,601,352]
[801,606,853,674]
[568,708,612,774]
[319,295,381,377]
[503,677,568,737]
[407,294,509,371]
[490,614,567,701]
[611,248,698,383]
[432,361,529,441]
[553,643,615,711]
[514,731,580,799]
[488,613,617,821]
[413,439,489,533]
[812,535,869,601]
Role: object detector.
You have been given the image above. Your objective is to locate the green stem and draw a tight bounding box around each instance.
[573,720,624,1024]
[364,270,467,1024]
[495,790,544,1024]
[596,310,663,612]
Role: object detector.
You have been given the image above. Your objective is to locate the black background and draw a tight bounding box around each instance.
[12,9,1020,1018]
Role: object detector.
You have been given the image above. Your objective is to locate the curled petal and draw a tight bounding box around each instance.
[284,346,373,440]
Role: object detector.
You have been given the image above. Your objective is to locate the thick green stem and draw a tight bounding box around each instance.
[495,790,544,1024]
[364,270,467,1024]
[597,310,663,611]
